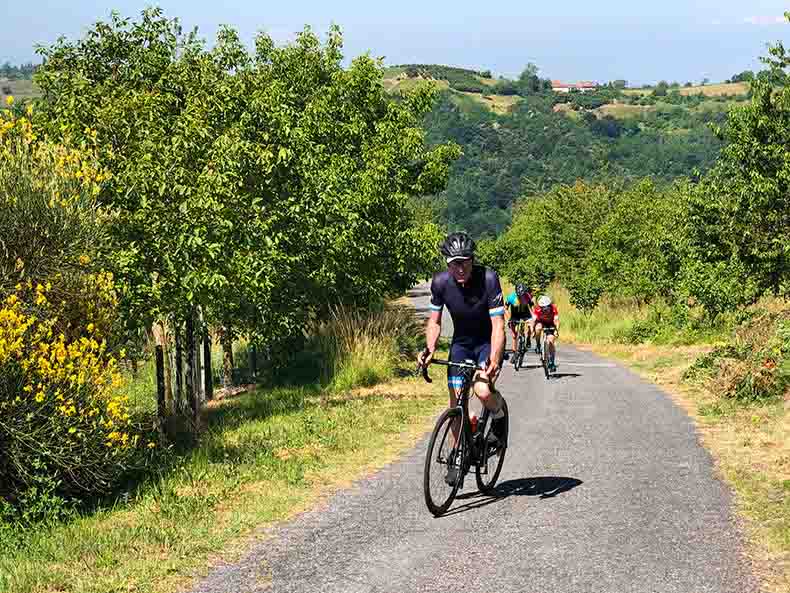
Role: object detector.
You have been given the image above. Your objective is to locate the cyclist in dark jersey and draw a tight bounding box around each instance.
[417,232,507,454]
[505,283,534,359]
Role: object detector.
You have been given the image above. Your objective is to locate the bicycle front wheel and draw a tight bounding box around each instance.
[541,336,550,380]
[515,336,524,371]
[424,408,465,516]
[475,399,509,493]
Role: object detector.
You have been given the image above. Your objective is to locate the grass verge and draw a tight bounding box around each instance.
[0,373,445,593]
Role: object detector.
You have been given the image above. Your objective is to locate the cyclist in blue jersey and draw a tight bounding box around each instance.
[417,232,507,484]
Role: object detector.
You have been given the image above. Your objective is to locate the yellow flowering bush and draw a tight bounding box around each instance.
[0,105,108,294]
[0,106,147,510]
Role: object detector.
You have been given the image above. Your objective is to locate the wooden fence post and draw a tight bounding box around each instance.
[174,322,183,415]
[185,311,197,426]
[204,331,213,400]
[155,345,167,441]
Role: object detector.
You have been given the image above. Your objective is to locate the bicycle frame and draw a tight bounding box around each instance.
[420,358,491,466]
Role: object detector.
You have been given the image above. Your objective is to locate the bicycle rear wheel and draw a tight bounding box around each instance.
[424,408,465,516]
[475,399,509,493]
[541,335,550,380]
[515,335,524,371]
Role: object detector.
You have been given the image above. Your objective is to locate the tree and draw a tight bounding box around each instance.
[731,70,755,83]
[517,63,546,96]
[34,8,458,346]
[679,13,790,311]
[653,81,669,97]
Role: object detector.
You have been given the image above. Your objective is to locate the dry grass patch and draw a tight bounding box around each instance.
[679,82,749,96]
[594,103,654,118]
[456,91,519,114]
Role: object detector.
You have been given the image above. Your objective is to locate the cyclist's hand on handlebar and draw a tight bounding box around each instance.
[417,348,434,368]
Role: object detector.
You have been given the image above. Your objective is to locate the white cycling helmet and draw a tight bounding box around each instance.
[537,295,552,307]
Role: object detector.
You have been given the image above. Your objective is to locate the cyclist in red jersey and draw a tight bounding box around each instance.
[533,294,560,372]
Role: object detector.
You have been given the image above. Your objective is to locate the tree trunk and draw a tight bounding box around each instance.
[155,345,166,441]
[220,324,234,387]
[250,343,257,381]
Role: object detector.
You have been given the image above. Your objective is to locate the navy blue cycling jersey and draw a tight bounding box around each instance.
[429,265,505,347]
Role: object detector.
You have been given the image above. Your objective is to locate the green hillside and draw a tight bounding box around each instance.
[395,64,754,237]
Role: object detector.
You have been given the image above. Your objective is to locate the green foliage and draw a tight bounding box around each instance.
[395,64,489,92]
[0,62,37,80]
[587,180,681,302]
[423,84,726,237]
[34,9,458,346]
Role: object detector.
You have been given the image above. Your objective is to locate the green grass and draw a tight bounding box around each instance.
[0,368,444,593]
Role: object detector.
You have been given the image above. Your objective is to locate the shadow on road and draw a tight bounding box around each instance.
[440,476,583,517]
[550,373,582,380]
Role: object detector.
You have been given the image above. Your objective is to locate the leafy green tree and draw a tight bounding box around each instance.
[35,9,458,344]
[731,70,755,83]
[587,180,682,302]
[679,16,790,310]
[653,80,669,97]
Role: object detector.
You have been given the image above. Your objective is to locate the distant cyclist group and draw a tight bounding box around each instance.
[417,231,561,512]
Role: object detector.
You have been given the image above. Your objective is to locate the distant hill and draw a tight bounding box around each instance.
[382,63,521,115]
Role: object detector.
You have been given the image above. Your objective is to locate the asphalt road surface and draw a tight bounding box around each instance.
[189,282,758,593]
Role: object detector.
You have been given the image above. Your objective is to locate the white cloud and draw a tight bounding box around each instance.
[743,15,787,26]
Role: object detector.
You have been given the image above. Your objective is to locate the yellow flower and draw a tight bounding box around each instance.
[5,96,13,106]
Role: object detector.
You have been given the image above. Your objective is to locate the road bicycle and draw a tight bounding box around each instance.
[538,326,558,380]
[508,319,531,372]
[418,356,509,516]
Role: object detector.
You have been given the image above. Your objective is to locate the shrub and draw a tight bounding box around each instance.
[0,107,150,517]
[684,310,790,402]
[0,282,149,512]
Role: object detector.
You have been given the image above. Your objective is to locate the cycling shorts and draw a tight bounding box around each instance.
[447,341,491,390]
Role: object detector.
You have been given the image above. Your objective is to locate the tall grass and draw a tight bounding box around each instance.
[312,305,422,392]
[548,283,648,343]
[501,280,645,344]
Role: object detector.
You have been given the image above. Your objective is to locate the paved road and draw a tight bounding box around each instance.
[189,283,758,593]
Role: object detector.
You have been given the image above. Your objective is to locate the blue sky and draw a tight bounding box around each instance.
[2,1,788,85]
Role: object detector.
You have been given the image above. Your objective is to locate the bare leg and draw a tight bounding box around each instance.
[447,387,461,441]
[473,372,503,414]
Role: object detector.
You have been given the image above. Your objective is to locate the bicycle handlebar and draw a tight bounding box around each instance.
[416,350,486,383]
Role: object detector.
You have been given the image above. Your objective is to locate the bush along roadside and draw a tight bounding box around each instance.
[684,309,790,403]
